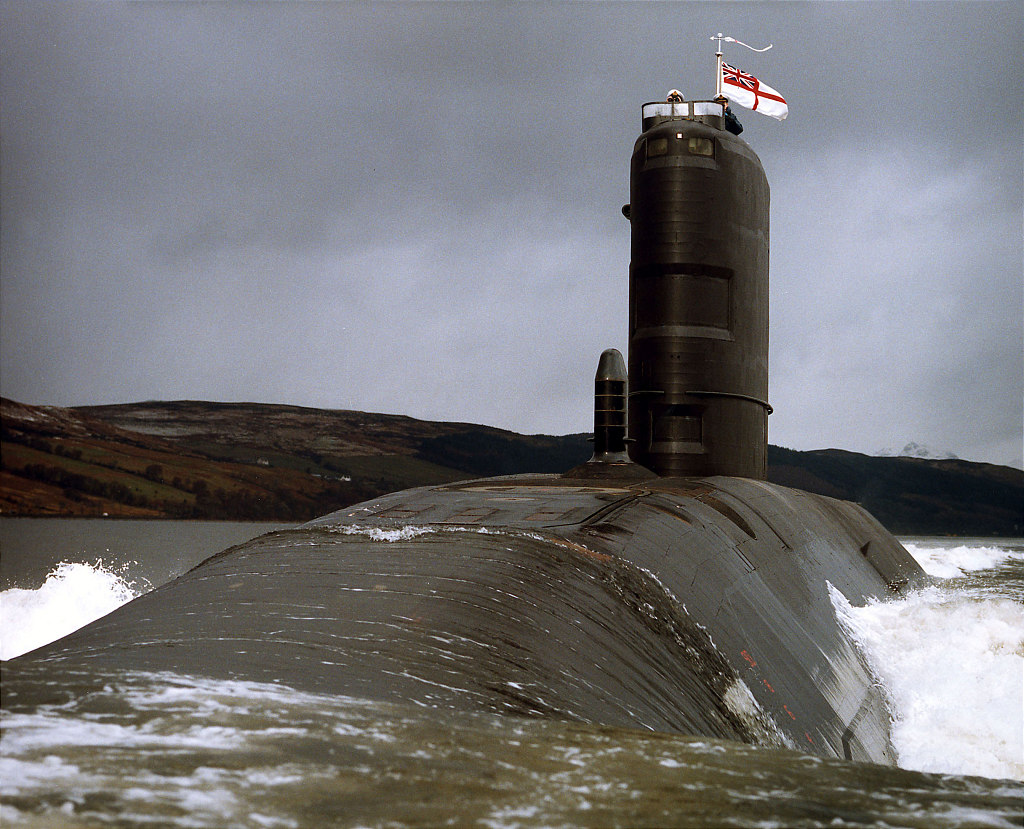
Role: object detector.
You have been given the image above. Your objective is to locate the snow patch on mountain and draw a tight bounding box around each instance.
[875,441,959,461]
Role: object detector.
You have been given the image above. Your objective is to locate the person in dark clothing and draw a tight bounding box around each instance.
[724,104,744,135]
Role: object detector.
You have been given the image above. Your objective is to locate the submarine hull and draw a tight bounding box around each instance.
[5,473,925,764]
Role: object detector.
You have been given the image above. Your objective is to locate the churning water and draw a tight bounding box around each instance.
[0,560,141,661]
[1,524,1021,827]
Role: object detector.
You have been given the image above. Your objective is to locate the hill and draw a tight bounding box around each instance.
[766,446,1021,536]
[1,398,1020,535]
[0,399,587,522]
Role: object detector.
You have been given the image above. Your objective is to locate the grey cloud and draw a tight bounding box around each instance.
[1,1,1020,468]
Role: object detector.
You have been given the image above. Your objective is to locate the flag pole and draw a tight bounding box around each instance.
[711,33,775,104]
[712,32,726,105]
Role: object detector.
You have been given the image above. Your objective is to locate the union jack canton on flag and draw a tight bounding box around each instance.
[721,62,788,121]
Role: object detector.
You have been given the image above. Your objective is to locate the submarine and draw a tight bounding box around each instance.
[2,93,927,766]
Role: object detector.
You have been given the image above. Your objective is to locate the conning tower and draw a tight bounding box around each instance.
[624,96,770,478]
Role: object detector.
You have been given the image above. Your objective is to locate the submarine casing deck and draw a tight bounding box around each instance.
[6,472,926,765]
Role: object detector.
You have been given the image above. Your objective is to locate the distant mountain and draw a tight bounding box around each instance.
[875,441,959,461]
[767,446,1021,536]
[2,398,1021,535]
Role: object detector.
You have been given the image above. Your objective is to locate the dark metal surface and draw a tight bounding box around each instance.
[590,348,631,463]
[5,472,927,764]
[626,102,769,478]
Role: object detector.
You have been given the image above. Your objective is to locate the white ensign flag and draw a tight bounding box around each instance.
[721,62,789,120]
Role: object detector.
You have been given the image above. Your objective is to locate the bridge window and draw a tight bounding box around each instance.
[647,137,668,158]
[688,137,715,157]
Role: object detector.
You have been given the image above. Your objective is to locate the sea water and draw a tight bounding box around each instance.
[833,539,1024,782]
[1,522,1021,827]
[0,519,291,661]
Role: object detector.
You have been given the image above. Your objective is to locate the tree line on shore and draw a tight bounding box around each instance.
[1,429,374,521]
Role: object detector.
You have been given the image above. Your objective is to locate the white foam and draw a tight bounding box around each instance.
[903,541,1023,579]
[0,754,80,792]
[830,549,1024,781]
[331,525,446,542]
[723,678,796,749]
[1,710,250,755]
[331,524,506,542]
[0,561,143,660]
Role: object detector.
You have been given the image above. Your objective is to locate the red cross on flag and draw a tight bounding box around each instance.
[721,62,788,120]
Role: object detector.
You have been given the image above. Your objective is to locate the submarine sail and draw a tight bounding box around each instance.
[2,93,928,767]
[625,97,769,478]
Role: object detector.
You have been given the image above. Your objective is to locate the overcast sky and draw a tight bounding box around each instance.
[2,1,1021,468]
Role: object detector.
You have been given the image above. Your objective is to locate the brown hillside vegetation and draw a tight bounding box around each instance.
[0,399,586,521]
[2,399,1021,535]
